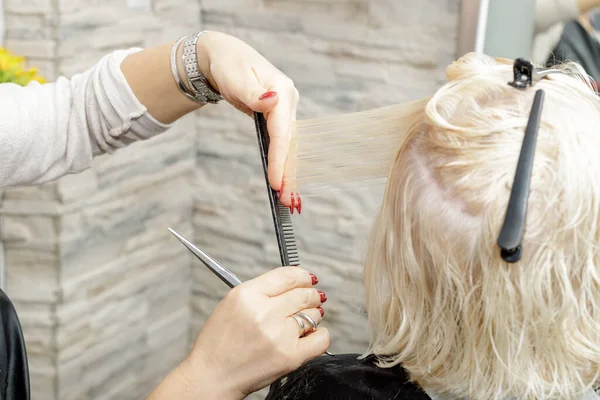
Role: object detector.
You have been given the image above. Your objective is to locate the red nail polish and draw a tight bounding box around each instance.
[309,273,318,285]
[318,291,327,303]
[296,192,302,214]
[290,192,295,214]
[259,91,277,100]
[317,307,324,317]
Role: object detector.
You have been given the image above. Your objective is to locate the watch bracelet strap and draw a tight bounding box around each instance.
[170,37,200,103]
[182,31,224,104]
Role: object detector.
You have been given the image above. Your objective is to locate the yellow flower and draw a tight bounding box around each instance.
[31,75,47,84]
[0,47,46,85]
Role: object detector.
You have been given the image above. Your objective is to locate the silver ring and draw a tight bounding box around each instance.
[291,314,306,336]
[293,312,334,356]
[295,312,317,335]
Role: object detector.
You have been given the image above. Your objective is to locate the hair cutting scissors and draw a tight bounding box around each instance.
[168,228,242,288]
[168,227,334,356]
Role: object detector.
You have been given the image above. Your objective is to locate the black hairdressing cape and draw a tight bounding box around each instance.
[546,17,600,81]
[0,289,30,400]
[266,353,432,400]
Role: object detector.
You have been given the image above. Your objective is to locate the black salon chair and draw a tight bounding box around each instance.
[0,288,30,400]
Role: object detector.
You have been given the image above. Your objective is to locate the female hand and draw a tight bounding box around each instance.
[176,267,330,399]
[195,31,299,208]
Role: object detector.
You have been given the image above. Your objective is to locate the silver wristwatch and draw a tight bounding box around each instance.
[182,32,223,104]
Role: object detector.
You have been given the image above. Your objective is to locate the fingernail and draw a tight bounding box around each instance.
[290,192,295,214]
[318,291,327,303]
[309,273,318,285]
[296,192,302,214]
[317,307,324,317]
[259,91,277,100]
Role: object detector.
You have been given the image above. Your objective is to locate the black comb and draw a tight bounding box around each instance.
[254,112,300,266]
[497,89,545,263]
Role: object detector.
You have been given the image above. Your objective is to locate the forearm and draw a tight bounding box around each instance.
[577,0,600,13]
[0,34,219,189]
[0,49,171,189]
[147,358,242,400]
[0,30,222,189]
[121,42,201,124]
[120,35,215,124]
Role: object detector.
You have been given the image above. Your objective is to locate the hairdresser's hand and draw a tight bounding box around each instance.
[195,31,298,202]
[178,267,329,399]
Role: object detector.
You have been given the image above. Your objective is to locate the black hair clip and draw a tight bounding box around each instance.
[509,58,534,89]
[496,89,545,263]
[509,58,563,89]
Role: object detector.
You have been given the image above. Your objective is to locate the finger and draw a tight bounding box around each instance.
[284,309,322,339]
[296,328,331,362]
[273,288,325,317]
[244,266,317,297]
[221,62,297,200]
[230,67,280,114]
[298,307,325,327]
[285,313,307,339]
[266,84,298,195]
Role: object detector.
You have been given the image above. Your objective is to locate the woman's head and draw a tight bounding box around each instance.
[364,52,600,400]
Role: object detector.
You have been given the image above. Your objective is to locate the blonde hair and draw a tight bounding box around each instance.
[362,52,600,400]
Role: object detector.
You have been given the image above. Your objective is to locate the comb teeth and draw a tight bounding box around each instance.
[254,111,301,268]
[277,201,300,266]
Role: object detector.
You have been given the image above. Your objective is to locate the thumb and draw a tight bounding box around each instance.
[248,88,279,113]
[296,328,331,363]
[235,73,279,113]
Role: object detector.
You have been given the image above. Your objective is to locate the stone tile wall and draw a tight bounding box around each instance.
[2,0,198,398]
[0,0,459,398]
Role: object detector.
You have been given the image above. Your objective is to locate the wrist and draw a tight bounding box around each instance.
[146,356,234,400]
[172,32,222,105]
[195,31,220,93]
[180,354,244,400]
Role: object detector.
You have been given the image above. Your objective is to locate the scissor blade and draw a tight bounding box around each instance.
[168,228,242,288]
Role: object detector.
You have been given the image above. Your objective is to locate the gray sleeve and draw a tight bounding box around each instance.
[0,48,173,188]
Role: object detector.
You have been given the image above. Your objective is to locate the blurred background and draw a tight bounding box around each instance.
[0,0,598,399]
